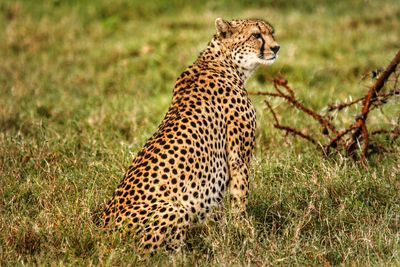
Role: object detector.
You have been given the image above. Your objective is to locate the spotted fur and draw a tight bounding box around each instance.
[101,18,279,252]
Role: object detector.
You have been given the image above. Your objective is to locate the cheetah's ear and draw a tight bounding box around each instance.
[215,18,232,38]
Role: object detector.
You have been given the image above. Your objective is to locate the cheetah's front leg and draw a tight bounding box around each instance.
[227,154,250,213]
[226,119,254,213]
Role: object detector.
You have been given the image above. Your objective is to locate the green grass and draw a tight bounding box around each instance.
[0,0,399,266]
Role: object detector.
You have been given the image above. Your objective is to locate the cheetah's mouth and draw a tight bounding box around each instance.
[259,54,278,65]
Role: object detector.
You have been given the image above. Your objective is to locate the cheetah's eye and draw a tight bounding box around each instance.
[252,33,262,39]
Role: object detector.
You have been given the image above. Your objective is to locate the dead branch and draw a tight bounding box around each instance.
[347,49,400,162]
[250,49,400,163]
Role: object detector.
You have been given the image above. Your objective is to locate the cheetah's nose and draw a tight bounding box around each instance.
[271,45,280,54]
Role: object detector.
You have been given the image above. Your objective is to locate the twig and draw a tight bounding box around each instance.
[371,128,400,135]
[252,78,338,135]
[327,97,364,112]
[326,123,358,150]
[274,125,318,145]
[265,99,320,148]
[264,100,279,125]
[327,88,400,112]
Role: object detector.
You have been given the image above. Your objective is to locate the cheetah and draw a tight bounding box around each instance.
[101,18,280,252]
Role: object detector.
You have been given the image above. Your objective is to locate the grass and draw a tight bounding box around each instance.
[0,0,399,266]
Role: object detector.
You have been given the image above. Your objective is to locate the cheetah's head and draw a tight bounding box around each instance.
[215,18,279,72]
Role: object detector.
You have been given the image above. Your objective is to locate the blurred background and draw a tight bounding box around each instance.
[1,0,398,145]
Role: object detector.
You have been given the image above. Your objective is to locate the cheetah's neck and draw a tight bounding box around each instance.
[172,37,257,102]
[195,36,256,84]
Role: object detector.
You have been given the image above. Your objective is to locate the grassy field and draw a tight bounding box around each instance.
[1,0,399,266]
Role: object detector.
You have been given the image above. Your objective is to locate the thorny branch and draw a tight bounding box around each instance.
[348,49,400,162]
[249,49,400,163]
